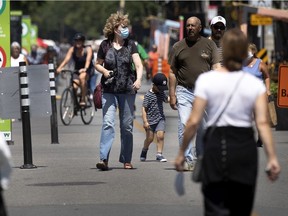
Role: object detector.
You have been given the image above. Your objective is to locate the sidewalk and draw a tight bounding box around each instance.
[4,79,288,216]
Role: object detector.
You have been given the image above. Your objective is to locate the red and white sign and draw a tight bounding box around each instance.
[0,46,7,68]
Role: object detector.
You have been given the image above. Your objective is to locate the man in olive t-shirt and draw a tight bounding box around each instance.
[168,16,220,171]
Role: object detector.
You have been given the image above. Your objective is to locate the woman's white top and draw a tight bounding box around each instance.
[195,70,266,127]
[11,53,26,67]
[0,133,12,190]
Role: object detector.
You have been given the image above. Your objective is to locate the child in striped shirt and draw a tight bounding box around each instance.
[140,73,169,162]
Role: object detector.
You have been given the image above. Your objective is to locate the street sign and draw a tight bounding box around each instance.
[0,46,7,67]
[277,65,288,108]
[256,48,268,63]
[0,119,11,141]
[250,0,272,8]
[250,14,273,26]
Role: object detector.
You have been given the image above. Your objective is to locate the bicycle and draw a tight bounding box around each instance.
[59,69,94,125]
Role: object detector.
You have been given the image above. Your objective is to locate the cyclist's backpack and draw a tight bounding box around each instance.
[93,83,102,109]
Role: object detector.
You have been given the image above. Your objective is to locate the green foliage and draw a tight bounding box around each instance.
[271,81,278,98]
[11,1,159,42]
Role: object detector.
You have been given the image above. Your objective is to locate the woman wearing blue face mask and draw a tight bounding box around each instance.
[95,12,143,170]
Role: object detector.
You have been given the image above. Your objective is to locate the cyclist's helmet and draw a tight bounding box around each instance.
[47,46,54,52]
[73,33,85,42]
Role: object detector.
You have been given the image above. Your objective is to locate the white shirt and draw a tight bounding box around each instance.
[0,133,12,190]
[11,53,26,67]
[195,70,266,127]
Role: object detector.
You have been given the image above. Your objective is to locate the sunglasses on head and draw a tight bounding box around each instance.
[213,25,225,31]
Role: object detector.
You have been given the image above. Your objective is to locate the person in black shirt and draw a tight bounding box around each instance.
[57,33,93,106]
[95,12,143,170]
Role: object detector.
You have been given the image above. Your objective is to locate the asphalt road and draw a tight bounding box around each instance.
[4,79,288,216]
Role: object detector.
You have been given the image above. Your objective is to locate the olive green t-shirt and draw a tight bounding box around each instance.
[168,36,219,89]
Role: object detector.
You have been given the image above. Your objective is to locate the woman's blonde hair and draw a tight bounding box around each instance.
[222,28,248,71]
[103,12,130,39]
[248,43,258,57]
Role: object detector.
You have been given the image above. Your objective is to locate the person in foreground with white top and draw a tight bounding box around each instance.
[0,133,13,216]
[174,28,280,216]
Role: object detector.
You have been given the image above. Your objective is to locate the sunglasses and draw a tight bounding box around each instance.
[213,25,225,31]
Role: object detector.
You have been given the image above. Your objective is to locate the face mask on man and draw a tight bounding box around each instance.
[119,27,129,39]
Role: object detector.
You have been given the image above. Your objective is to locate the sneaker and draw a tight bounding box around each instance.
[140,149,148,161]
[156,154,167,162]
[96,160,109,171]
[183,157,194,171]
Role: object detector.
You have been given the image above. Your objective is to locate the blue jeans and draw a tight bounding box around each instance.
[176,85,206,160]
[99,92,136,163]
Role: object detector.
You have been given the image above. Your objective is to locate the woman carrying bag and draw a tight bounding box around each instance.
[94,12,143,170]
[174,28,280,216]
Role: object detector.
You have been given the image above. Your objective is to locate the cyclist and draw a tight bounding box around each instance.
[56,33,93,106]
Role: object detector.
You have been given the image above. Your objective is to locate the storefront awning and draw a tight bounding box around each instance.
[232,2,288,22]
[258,7,288,22]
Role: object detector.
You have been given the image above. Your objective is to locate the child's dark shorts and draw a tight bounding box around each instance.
[149,119,166,132]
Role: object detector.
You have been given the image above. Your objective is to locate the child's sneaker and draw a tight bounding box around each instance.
[140,149,148,161]
[156,154,167,162]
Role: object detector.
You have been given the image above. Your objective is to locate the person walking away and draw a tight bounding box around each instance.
[95,12,143,170]
[140,73,169,162]
[243,43,272,147]
[10,42,28,66]
[56,33,94,106]
[0,133,13,216]
[175,28,281,216]
[208,16,226,65]
[168,16,220,171]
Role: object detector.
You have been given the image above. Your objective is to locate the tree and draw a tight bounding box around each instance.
[11,1,159,43]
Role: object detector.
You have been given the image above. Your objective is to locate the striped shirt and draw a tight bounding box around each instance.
[143,90,168,125]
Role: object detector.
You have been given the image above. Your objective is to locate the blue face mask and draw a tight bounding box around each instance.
[120,27,129,39]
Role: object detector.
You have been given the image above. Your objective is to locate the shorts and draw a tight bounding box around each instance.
[149,119,165,133]
[73,69,92,80]
[73,72,81,81]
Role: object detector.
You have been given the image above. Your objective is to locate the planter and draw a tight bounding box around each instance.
[275,105,288,131]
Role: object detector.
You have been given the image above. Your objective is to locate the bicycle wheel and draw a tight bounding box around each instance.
[60,88,74,125]
[80,95,94,125]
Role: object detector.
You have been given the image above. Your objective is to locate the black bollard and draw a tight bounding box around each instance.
[19,61,36,169]
[49,62,59,144]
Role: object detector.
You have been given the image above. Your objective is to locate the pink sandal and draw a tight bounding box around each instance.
[124,163,133,169]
